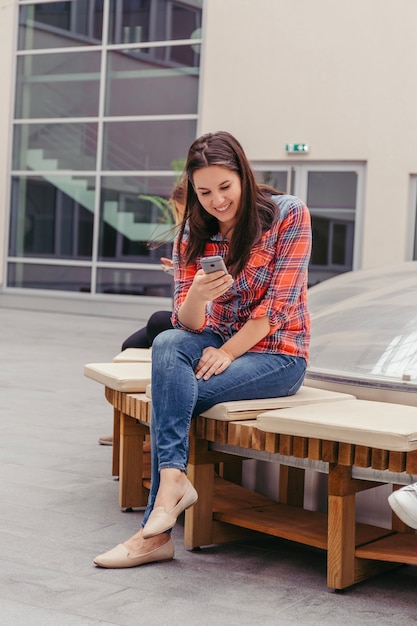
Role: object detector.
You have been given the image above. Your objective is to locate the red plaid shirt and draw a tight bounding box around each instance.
[171,195,311,361]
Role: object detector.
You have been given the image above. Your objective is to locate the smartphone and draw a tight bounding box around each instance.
[200,255,228,275]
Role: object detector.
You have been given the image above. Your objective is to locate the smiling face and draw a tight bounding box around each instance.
[192,165,242,237]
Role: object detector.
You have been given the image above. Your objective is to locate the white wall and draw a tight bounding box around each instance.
[200,0,417,268]
[0,0,16,287]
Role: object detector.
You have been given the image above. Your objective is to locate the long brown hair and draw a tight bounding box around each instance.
[168,176,187,225]
[177,131,282,276]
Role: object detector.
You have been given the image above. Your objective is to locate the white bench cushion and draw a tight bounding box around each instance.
[257,399,417,451]
[84,362,151,392]
[112,348,152,363]
[199,386,355,421]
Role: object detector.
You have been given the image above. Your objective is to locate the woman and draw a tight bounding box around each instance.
[94,131,312,568]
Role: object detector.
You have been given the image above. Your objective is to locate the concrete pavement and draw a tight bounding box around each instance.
[1,305,416,626]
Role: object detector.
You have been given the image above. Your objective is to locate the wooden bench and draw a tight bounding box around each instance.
[85,360,417,590]
[86,355,152,478]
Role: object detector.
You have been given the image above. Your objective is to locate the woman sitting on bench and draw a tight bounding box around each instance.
[94,130,312,569]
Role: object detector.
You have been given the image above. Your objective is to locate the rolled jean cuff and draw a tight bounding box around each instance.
[159,462,188,473]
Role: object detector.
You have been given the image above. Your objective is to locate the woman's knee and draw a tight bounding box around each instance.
[152,328,185,353]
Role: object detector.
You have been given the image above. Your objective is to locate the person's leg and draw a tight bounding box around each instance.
[95,328,307,564]
[142,328,306,527]
[121,327,150,350]
[143,328,223,526]
[146,310,173,345]
[120,310,173,350]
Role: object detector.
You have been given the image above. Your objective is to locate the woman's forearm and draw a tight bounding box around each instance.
[177,285,207,330]
[222,316,271,360]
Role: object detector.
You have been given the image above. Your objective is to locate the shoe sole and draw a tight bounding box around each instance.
[388,492,417,529]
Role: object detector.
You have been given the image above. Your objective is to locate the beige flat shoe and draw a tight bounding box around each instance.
[93,535,174,568]
[142,479,198,538]
[98,435,113,446]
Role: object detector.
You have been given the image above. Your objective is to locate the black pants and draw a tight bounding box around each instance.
[121,310,173,350]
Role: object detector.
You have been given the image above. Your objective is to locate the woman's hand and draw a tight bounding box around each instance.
[195,345,235,380]
[177,269,233,331]
[160,257,174,274]
[191,269,233,303]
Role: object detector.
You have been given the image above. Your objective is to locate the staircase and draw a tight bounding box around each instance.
[26,148,174,242]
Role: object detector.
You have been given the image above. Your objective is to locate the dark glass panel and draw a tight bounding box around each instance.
[9,175,94,259]
[332,223,347,265]
[18,1,104,50]
[7,262,92,292]
[15,52,101,118]
[97,266,173,297]
[255,170,288,193]
[105,46,199,116]
[99,175,180,262]
[108,0,202,44]
[102,119,195,170]
[13,123,98,171]
[307,171,357,210]
[311,217,329,265]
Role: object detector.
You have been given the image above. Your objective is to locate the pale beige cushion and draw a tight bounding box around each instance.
[199,386,355,421]
[257,399,417,451]
[112,348,152,362]
[84,362,151,392]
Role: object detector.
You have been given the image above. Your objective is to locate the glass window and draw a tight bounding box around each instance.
[306,170,358,283]
[105,46,199,116]
[96,266,174,297]
[13,123,98,171]
[254,170,289,193]
[18,1,104,50]
[99,174,180,262]
[8,262,92,292]
[9,175,94,259]
[307,171,357,210]
[9,0,202,298]
[171,2,201,40]
[332,223,348,265]
[108,0,202,45]
[102,119,195,170]
[311,218,354,266]
[15,51,101,119]
[311,217,328,266]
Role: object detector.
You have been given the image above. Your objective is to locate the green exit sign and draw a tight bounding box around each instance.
[286,143,309,154]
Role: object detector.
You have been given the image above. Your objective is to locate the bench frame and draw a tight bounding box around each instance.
[104,387,417,591]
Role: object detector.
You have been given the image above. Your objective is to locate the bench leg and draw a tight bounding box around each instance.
[327,490,356,589]
[118,414,149,510]
[112,408,120,477]
[279,465,305,507]
[184,462,215,548]
[218,459,243,485]
[327,465,399,590]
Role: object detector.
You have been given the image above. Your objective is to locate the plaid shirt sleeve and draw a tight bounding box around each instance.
[247,196,311,334]
[170,234,207,333]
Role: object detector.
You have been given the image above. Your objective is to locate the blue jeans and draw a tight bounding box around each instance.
[142,328,307,526]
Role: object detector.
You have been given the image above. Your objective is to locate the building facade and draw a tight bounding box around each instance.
[1,0,417,318]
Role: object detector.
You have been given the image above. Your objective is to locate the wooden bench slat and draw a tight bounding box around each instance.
[371,448,389,470]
